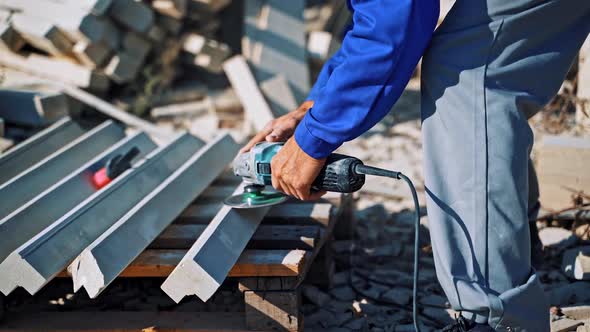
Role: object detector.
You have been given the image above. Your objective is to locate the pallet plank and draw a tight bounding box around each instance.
[58,249,308,278]
[150,224,321,250]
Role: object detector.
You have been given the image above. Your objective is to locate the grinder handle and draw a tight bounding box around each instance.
[312,153,365,193]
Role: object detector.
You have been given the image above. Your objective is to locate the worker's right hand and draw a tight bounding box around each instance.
[239,100,314,154]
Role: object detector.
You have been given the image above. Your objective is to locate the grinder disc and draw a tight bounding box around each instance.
[224,185,288,209]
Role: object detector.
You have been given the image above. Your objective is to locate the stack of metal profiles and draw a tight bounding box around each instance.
[0,116,239,297]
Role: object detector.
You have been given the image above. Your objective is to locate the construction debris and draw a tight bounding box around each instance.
[0,1,588,331]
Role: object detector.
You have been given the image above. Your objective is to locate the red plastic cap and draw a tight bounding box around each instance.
[92,167,111,189]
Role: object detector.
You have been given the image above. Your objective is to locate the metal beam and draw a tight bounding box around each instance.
[0,132,156,265]
[0,133,205,295]
[0,120,125,218]
[0,117,85,185]
[70,133,239,298]
[0,89,68,127]
[161,184,270,302]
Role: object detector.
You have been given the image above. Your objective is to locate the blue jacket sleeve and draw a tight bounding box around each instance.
[295,0,439,159]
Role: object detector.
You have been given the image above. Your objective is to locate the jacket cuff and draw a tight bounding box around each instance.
[294,115,341,159]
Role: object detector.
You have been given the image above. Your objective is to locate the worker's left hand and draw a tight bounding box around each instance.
[271,137,327,201]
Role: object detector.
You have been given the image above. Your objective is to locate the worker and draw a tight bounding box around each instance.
[241,0,590,331]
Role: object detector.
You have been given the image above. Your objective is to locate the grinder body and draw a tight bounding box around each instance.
[232,142,365,193]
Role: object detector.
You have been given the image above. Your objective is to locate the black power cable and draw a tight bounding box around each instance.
[355,164,422,332]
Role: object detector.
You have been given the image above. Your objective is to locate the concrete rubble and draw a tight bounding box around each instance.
[0,0,588,331]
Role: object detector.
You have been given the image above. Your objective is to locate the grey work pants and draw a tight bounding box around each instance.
[420,0,590,330]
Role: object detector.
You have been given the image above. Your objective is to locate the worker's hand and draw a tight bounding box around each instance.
[271,137,327,201]
[239,100,314,153]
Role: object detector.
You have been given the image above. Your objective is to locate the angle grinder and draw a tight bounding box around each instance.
[225,141,424,332]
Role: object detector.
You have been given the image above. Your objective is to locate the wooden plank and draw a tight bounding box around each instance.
[0,311,249,331]
[244,290,302,332]
[10,14,73,56]
[150,224,320,250]
[57,249,307,278]
[152,0,187,19]
[222,55,274,133]
[2,0,120,49]
[161,185,271,302]
[537,135,590,210]
[0,51,110,92]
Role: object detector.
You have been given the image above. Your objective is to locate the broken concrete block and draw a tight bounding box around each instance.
[109,0,155,33]
[223,55,274,133]
[104,51,143,84]
[302,284,331,307]
[562,246,590,280]
[122,32,151,62]
[73,41,111,69]
[182,33,230,72]
[577,325,590,332]
[146,25,165,43]
[419,294,448,308]
[551,318,584,332]
[380,287,412,306]
[330,286,356,302]
[260,74,297,117]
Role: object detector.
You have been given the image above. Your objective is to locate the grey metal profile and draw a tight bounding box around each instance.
[70,133,239,298]
[0,132,157,265]
[0,120,125,218]
[0,133,205,296]
[0,89,69,127]
[161,184,270,303]
[0,117,86,185]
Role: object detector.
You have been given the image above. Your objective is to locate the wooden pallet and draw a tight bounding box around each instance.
[16,173,348,332]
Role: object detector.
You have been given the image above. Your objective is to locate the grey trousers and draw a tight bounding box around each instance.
[420,0,590,330]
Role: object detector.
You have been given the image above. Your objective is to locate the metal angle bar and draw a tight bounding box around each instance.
[70,133,239,298]
[0,120,125,218]
[161,184,270,303]
[0,132,157,265]
[0,117,86,185]
[0,133,205,295]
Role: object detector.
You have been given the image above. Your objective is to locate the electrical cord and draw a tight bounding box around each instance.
[355,164,422,332]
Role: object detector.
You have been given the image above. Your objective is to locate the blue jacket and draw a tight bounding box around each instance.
[294,0,439,158]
